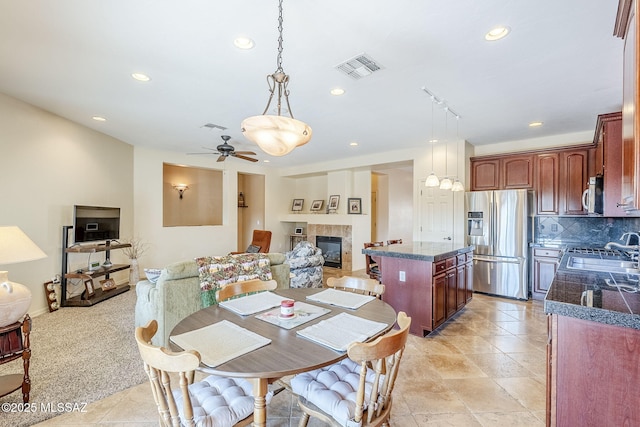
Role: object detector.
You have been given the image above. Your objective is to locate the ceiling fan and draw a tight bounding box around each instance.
[188,135,258,162]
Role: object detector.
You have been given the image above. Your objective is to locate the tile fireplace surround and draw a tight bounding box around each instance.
[307,224,352,272]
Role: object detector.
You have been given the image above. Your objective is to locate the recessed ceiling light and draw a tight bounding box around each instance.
[234,37,255,50]
[263,159,270,163]
[485,26,511,41]
[529,121,544,127]
[92,116,106,122]
[330,88,345,96]
[350,142,358,146]
[131,73,151,82]
[428,139,438,143]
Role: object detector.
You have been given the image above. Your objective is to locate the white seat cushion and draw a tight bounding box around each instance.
[173,375,255,427]
[291,359,380,427]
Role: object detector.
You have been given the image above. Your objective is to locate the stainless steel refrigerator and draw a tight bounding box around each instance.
[465,189,531,300]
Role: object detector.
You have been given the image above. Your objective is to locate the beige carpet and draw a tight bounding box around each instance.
[0,288,146,427]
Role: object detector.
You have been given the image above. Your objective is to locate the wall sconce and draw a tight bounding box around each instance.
[173,184,189,199]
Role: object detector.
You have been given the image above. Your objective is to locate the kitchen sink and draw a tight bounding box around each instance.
[566,256,640,275]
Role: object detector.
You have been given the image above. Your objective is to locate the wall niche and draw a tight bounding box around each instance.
[162,163,222,227]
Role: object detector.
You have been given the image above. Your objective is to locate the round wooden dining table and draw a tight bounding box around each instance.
[170,287,397,427]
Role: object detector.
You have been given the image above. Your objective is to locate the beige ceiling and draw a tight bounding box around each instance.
[0,0,624,168]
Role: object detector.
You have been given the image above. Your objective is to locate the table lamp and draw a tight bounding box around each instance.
[0,226,47,327]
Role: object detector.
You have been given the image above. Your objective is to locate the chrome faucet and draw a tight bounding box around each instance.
[605,232,640,261]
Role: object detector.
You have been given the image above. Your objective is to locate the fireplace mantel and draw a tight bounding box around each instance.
[279,214,366,225]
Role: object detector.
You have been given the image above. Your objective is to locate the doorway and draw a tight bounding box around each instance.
[418,182,454,242]
[237,173,265,251]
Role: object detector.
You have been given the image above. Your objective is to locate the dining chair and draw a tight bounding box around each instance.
[326,276,385,299]
[291,311,411,427]
[363,242,384,281]
[386,239,403,245]
[215,278,277,303]
[135,319,255,427]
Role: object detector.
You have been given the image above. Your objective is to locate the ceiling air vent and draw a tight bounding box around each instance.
[201,123,227,131]
[335,53,383,80]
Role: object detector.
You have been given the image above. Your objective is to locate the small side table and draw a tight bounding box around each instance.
[0,315,31,403]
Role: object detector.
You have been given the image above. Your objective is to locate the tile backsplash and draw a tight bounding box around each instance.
[534,216,640,247]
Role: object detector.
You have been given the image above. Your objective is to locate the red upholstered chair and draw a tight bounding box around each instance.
[232,230,272,254]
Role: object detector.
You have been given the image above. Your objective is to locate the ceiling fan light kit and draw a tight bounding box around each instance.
[241,0,312,156]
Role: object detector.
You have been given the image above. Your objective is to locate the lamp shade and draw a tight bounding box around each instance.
[0,226,47,264]
[439,177,453,190]
[241,115,312,156]
[0,226,46,327]
[425,173,440,187]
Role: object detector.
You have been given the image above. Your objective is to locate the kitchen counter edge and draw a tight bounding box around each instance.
[362,242,474,262]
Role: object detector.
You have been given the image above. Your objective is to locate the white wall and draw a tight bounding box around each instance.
[133,146,294,270]
[0,93,134,316]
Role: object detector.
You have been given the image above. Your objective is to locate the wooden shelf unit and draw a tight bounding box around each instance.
[61,226,131,307]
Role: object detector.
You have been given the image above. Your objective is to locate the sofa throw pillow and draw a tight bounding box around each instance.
[195,253,272,308]
[143,268,162,283]
[246,244,261,253]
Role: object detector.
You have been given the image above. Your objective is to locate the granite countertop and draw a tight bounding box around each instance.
[362,242,473,262]
[544,251,640,330]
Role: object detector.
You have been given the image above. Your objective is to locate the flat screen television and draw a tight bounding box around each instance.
[73,205,120,244]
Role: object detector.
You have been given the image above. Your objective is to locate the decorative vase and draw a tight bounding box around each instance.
[0,271,32,327]
[129,259,140,285]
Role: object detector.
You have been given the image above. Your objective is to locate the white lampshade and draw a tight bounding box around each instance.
[451,180,465,192]
[439,177,453,190]
[241,115,312,156]
[0,226,47,327]
[0,226,47,264]
[425,173,440,187]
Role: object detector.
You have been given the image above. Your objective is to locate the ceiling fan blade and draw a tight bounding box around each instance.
[234,150,257,155]
[217,155,227,162]
[233,154,259,162]
[187,152,218,155]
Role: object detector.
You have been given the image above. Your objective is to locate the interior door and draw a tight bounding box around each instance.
[419,182,454,242]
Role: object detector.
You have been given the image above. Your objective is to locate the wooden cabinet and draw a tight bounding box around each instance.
[502,155,534,189]
[471,159,500,190]
[470,156,533,191]
[0,316,31,403]
[381,252,471,336]
[615,0,640,211]
[535,152,560,215]
[531,247,562,300]
[595,112,627,216]
[559,149,588,215]
[548,314,640,425]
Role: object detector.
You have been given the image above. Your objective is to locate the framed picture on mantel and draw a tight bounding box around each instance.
[327,195,340,212]
[348,198,362,214]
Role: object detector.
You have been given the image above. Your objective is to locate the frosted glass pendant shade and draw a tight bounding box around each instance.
[439,177,453,190]
[425,173,440,187]
[452,180,465,192]
[241,115,312,156]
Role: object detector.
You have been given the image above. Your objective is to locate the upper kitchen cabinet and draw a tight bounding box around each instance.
[559,149,588,215]
[470,155,533,191]
[535,152,560,215]
[615,0,640,211]
[502,155,534,189]
[470,158,500,190]
[595,112,627,216]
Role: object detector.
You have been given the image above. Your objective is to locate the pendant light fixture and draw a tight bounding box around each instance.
[451,115,465,192]
[439,108,453,190]
[241,0,312,156]
[425,95,440,187]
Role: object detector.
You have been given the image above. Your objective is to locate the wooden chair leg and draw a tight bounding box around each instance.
[298,412,310,427]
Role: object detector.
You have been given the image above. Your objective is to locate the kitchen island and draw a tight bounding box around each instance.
[363,242,474,336]
[544,249,640,426]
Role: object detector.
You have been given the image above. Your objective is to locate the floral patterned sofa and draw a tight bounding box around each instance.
[285,241,325,288]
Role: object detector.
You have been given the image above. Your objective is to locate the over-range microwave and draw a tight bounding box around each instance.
[582,175,604,214]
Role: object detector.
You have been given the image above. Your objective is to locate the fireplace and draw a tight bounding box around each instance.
[316,236,342,268]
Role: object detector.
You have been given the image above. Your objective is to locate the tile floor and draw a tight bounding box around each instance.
[34,271,548,427]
